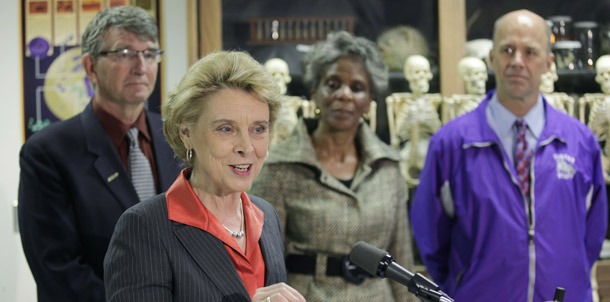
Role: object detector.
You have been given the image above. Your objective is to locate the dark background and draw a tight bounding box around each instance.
[222,0,610,92]
[222,0,610,143]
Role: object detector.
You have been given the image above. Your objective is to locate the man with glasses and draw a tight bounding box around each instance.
[18,6,182,301]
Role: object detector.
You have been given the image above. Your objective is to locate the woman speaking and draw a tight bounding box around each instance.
[104,51,305,302]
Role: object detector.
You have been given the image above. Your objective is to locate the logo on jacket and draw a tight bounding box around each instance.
[553,153,575,179]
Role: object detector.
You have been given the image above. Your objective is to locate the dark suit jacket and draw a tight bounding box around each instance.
[104,193,287,302]
[18,103,183,302]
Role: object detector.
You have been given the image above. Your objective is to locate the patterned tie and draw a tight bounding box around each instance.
[514,119,533,196]
[126,128,156,200]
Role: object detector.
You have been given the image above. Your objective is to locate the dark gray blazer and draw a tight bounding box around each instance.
[104,193,287,302]
[18,103,183,302]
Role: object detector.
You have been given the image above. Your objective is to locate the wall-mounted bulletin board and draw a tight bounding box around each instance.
[21,0,161,140]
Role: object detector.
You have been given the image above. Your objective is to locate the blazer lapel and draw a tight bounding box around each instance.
[147,112,183,191]
[259,217,283,285]
[81,103,139,210]
[173,224,250,300]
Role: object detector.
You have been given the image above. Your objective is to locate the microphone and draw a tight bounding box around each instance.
[349,241,414,286]
[349,241,454,302]
[552,287,565,302]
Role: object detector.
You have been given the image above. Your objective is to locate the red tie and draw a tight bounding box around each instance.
[514,119,533,196]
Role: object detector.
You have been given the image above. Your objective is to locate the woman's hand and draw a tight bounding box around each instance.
[253,282,306,302]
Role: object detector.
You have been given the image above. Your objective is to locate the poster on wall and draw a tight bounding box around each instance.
[21,0,160,140]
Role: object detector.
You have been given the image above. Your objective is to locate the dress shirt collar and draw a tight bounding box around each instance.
[487,92,545,141]
[165,168,264,253]
[486,92,546,164]
[92,99,151,148]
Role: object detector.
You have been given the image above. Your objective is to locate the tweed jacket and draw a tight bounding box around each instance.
[104,191,287,302]
[250,119,416,302]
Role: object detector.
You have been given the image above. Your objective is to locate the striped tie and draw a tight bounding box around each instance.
[126,128,156,201]
[514,119,533,196]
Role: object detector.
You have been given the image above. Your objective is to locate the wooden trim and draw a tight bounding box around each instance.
[198,0,222,57]
[189,1,464,96]
[438,0,466,96]
[186,0,199,66]
[158,0,165,106]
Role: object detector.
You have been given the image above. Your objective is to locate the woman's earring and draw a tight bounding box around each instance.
[186,149,194,160]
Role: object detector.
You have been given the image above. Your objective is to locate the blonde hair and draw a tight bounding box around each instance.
[163,51,281,164]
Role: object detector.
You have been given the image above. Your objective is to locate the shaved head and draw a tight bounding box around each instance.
[489,9,555,113]
[493,10,552,53]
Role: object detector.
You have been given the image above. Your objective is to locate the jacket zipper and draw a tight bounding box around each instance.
[524,136,557,302]
[467,135,559,302]
[498,142,536,302]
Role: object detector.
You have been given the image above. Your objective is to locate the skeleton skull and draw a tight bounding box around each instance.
[404,55,433,96]
[596,55,610,95]
[540,62,558,94]
[458,57,488,95]
[264,58,292,95]
[465,39,493,67]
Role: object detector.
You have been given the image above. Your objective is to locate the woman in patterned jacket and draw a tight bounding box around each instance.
[250,31,416,302]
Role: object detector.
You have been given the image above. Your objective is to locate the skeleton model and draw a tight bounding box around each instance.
[264,58,310,146]
[540,62,574,116]
[387,55,442,187]
[465,38,493,67]
[445,57,488,122]
[362,101,377,133]
[580,55,610,183]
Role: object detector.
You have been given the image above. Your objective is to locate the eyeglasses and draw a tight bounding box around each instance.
[98,49,164,64]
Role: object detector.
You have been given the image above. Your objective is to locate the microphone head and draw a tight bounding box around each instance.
[553,287,565,301]
[349,241,393,276]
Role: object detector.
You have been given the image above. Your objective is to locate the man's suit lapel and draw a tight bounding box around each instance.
[147,112,183,190]
[81,103,139,210]
[173,224,250,300]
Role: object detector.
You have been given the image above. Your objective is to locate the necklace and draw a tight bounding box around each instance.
[221,198,244,238]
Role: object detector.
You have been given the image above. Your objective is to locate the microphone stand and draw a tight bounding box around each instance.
[406,273,454,302]
[384,259,454,302]
[349,242,454,302]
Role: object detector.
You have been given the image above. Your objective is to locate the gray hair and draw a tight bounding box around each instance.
[81,5,158,57]
[302,31,389,101]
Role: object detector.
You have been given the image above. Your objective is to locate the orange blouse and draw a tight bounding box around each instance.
[166,169,266,298]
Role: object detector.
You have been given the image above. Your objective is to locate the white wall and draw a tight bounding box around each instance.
[0,1,35,300]
[162,0,189,97]
[0,1,188,300]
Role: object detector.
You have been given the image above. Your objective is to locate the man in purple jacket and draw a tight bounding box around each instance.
[411,9,607,302]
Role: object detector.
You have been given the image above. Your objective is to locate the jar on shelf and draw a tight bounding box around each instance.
[574,21,599,69]
[549,16,574,42]
[601,24,610,55]
[553,40,582,70]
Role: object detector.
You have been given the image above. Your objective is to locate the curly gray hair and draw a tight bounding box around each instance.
[81,5,158,57]
[302,31,389,101]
